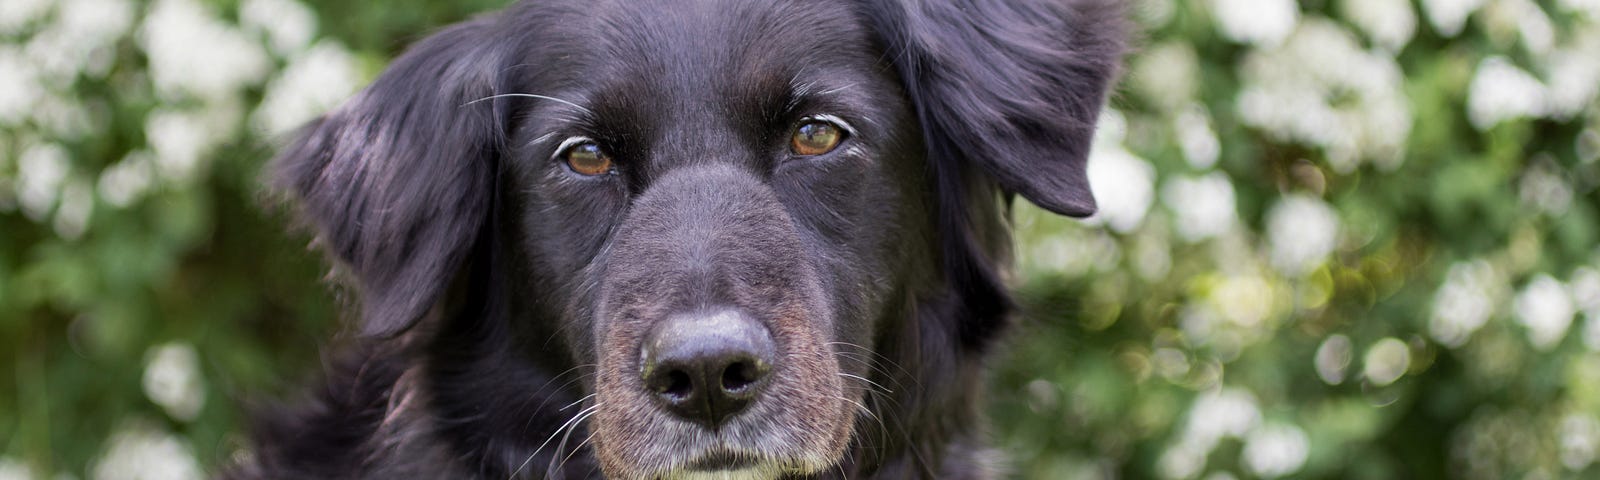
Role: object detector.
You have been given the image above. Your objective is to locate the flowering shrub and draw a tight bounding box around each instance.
[1,0,1597,478]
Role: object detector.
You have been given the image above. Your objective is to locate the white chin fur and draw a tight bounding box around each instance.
[667,466,781,480]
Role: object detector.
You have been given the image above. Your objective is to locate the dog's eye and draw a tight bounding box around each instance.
[561,140,614,176]
[790,119,844,156]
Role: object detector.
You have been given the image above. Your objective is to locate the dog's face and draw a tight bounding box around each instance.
[508,3,922,475]
[275,0,1122,477]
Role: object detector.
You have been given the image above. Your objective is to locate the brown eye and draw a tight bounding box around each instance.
[791,119,844,156]
[562,140,613,176]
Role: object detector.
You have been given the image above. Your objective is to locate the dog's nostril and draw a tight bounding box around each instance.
[660,369,694,399]
[721,359,763,393]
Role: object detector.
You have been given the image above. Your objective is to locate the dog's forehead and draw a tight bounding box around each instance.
[536,0,879,99]
[604,0,869,60]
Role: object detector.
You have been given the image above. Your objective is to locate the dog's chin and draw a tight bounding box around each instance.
[664,465,810,480]
[619,450,834,480]
[589,384,856,479]
[656,447,834,480]
[592,414,851,479]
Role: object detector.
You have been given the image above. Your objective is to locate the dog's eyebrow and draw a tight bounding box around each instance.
[530,131,562,146]
[807,114,858,137]
[460,93,594,116]
[786,79,857,112]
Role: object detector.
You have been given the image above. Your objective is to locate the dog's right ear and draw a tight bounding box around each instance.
[861,0,1127,217]
[274,19,505,338]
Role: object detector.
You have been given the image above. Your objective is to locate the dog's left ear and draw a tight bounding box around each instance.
[274,19,506,338]
[863,0,1127,217]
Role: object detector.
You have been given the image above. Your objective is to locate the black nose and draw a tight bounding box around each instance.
[640,309,776,429]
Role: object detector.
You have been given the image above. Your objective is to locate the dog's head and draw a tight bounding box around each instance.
[276,0,1123,477]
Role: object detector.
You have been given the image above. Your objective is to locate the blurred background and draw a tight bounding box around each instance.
[2,0,1598,478]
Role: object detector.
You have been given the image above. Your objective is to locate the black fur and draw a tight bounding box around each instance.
[238,0,1125,478]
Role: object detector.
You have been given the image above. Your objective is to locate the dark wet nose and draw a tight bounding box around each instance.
[640,309,776,429]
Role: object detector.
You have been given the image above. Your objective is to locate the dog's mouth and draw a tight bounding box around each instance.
[685,448,758,471]
[655,445,823,480]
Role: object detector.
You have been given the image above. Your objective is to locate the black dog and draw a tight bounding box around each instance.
[234,0,1124,478]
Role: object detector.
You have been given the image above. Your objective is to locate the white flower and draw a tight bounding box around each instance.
[1209,0,1299,47]
[1189,388,1262,445]
[1563,0,1600,18]
[1235,20,1411,172]
[1085,111,1156,233]
[1160,387,1265,479]
[1467,56,1547,130]
[145,104,242,183]
[138,0,271,102]
[142,343,206,421]
[1545,31,1600,119]
[98,151,157,208]
[1175,105,1220,169]
[1211,274,1276,329]
[1265,195,1340,276]
[1561,413,1600,471]
[1519,160,1573,215]
[29,91,92,139]
[1515,274,1574,350]
[27,0,135,79]
[1134,233,1173,281]
[1158,439,1208,480]
[1133,43,1201,111]
[1429,260,1503,348]
[1362,337,1410,386]
[1422,0,1487,37]
[1084,147,1154,234]
[241,0,317,56]
[93,423,202,480]
[1314,334,1353,385]
[1486,0,1554,54]
[0,0,51,35]
[0,457,33,480]
[1028,227,1121,277]
[1575,267,1600,319]
[54,179,94,240]
[1242,423,1310,478]
[1342,0,1417,52]
[1585,315,1600,351]
[0,47,41,126]
[254,41,361,136]
[1163,172,1237,242]
[16,142,69,222]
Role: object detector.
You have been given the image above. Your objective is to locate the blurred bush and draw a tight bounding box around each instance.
[1,0,1598,479]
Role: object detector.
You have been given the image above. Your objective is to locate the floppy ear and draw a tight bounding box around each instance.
[864,0,1127,217]
[275,19,505,338]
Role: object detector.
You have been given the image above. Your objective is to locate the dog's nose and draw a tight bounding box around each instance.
[640,309,775,429]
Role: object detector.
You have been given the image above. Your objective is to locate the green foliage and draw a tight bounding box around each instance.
[2,0,1598,478]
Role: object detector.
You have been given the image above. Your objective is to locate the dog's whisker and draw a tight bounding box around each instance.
[838,372,893,395]
[557,392,598,412]
[830,352,909,389]
[827,342,919,383]
[524,366,601,412]
[550,406,601,470]
[550,429,599,476]
[828,344,918,393]
[515,364,597,436]
[833,394,889,453]
[511,403,602,479]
